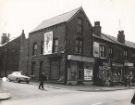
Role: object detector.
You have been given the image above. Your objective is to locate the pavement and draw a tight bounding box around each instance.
[31,81,135,92]
[0,91,11,100]
[0,78,11,100]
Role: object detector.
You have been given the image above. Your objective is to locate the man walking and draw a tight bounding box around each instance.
[39,72,47,90]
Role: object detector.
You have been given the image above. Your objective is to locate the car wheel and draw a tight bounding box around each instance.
[26,80,29,84]
[8,79,12,82]
[16,78,20,83]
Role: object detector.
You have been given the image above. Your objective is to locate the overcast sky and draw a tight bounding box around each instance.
[0,0,135,42]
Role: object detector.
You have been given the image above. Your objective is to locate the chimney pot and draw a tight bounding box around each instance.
[93,21,101,36]
[117,30,125,43]
[94,21,100,26]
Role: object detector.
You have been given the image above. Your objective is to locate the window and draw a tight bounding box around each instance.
[32,42,37,56]
[124,50,128,57]
[100,45,105,57]
[77,18,83,33]
[53,39,58,53]
[40,41,44,54]
[109,47,113,55]
[31,62,36,75]
[76,39,83,54]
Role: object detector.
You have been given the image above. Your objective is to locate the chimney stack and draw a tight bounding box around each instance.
[93,21,101,36]
[117,30,125,43]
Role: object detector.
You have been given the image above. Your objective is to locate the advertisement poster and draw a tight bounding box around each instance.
[93,42,99,57]
[44,31,53,55]
[84,68,93,80]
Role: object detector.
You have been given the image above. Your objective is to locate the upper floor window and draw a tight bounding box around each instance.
[40,41,44,54]
[100,45,105,57]
[32,42,37,56]
[109,47,113,55]
[76,39,83,54]
[124,50,128,57]
[77,18,83,33]
[53,39,59,53]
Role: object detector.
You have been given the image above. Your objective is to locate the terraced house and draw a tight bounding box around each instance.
[0,7,135,86]
[93,21,135,86]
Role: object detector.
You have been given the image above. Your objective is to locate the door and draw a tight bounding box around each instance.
[77,62,84,82]
[50,59,60,80]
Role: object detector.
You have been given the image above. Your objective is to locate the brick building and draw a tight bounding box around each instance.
[24,7,95,84]
[0,30,27,77]
[93,21,135,85]
[0,7,135,86]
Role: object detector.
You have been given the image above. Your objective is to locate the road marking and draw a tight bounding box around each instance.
[91,102,104,105]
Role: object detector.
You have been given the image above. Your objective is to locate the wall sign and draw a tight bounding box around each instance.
[44,31,53,55]
[84,68,93,80]
[93,42,99,57]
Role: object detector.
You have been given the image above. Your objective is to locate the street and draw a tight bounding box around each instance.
[0,81,134,105]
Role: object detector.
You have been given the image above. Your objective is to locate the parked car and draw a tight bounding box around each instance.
[7,71,30,84]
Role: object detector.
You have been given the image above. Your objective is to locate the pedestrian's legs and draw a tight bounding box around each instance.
[39,81,42,89]
[41,81,44,90]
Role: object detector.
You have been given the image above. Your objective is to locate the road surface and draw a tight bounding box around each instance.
[0,81,134,105]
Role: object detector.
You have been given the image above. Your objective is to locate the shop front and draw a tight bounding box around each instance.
[124,62,134,85]
[67,55,94,85]
[95,61,124,86]
[98,62,111,86]
[124,62,134,76]
[111,62,124,85]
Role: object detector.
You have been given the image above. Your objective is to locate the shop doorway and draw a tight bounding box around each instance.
[77,62,84,84]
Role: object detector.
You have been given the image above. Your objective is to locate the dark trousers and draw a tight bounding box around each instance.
[39,81,44,89]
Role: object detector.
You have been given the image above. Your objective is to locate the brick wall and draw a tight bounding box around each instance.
[66,10,93,57]
[0,36,21,76]
[27,23,66,79]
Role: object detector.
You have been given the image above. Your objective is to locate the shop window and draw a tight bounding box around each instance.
[32,42,37,56]
[40,41,44,54]
[53,39,59,53]
[77,18,83,33]
[76,39,83,54]
[100,45,105,57]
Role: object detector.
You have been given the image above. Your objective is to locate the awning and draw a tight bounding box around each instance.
[67,55,95,63]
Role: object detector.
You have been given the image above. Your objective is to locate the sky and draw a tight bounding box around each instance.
[0,0,135,42]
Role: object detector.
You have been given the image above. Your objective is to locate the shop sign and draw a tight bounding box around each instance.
[124,62,134,67]
[44,31,53,55]
[67,55,94,63]
[93,42,99,58]
[84,68,93,80]
[112,62,123,67]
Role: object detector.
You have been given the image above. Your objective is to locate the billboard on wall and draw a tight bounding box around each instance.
[44,31,53,55]
[84,68,93,80]
[93,42,99,57]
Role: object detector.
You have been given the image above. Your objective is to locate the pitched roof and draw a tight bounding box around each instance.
[105,34,135,49]
[0,36,20,47]
[93,33,135,49]
[31,7,82,33]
